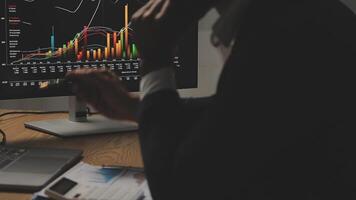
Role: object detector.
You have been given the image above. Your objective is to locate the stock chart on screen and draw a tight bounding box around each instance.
[0,0,197,99]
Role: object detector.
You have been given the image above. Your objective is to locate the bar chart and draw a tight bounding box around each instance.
[0,0,198,99]
[13,3,138,64]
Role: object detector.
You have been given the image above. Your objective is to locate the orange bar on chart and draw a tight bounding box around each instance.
[98,48,102,60]
[105,47,108,60]
[107,33,111,58]
[93,50,97,60]
[125,4,129,54]
[111,48,115,59]
[116,41,121,58]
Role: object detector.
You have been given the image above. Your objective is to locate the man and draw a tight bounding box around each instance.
[67,0,356,199]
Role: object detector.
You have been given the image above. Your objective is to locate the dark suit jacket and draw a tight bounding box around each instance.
[138,0,356,199]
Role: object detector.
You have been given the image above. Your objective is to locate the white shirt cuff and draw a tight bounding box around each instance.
[140,67,176,100]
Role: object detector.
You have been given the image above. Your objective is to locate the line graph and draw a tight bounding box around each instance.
[22,21,32,25]
[54,0,101,28]
[54,0,85,14]
[87,0,101,27]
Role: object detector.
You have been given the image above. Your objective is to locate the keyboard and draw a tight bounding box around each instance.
[0,147,28,169]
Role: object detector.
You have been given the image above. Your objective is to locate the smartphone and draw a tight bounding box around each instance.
[44,168,151,200]
[45,177,79,200]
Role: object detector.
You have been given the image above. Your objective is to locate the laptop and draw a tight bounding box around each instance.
[0,146,82,192]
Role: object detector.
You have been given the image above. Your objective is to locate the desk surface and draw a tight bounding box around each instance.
[0,111,143,200]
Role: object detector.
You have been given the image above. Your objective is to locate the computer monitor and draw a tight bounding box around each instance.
[0,0,198,137]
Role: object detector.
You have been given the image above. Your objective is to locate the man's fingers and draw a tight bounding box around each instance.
[66,68,92,82]
[66,69,103,102]
[131,0,155,21]
[64,68,137,121]
[143,0,165,19]
[66,68,126,106]
[66,68,113,83]
[155,0,170,20]
[132,0,166,23]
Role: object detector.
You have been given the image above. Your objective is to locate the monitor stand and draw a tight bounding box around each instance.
[24,96,138,138]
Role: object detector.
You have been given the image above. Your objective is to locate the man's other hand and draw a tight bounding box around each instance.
[131,0,216,75]
[66,69,140,122]
[131,0,175,75]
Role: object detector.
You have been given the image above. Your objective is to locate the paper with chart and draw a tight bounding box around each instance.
[33,161,152,200]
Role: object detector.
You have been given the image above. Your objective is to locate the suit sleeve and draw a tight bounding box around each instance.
[138,91,215,199]
[139,90,230,200]
[138,0,356,199]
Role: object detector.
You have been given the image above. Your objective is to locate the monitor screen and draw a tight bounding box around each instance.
[0,0,197,100]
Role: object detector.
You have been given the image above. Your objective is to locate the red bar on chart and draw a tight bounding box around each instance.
[77,51,83,61]
[113,32,117,52]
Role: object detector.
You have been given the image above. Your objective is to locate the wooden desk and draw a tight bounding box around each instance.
[0,111,143,200]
